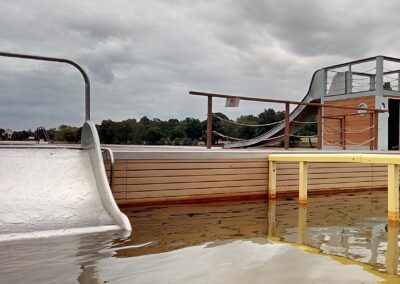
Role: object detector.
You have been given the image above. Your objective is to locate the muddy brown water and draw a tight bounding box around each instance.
[0,191,398,283]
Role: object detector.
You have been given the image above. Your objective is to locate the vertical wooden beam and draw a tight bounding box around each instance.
[268,161,277,199]
[386,221,399,275]
[284,103,290,150]
[369,112,374,150]
[317,106,322,149]
[297,204,307,245]
[207,96,212,149]
[388,164,399,221]
[299,161,308,204]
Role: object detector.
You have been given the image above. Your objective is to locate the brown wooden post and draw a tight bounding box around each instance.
[369,112,374,150]
[317,106,322,149]
[207,96,212,149]
[284,103,290,149]
[340,116,345,150]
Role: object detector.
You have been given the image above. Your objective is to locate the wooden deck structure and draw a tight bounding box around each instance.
[104,148,390,206]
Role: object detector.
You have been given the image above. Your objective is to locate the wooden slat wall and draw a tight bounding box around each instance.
[105,159,268,204]
[104,158,390,204]
[324,96,375,146]
[275,162,387,192]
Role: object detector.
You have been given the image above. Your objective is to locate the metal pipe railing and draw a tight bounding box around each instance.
[0,51,91,121]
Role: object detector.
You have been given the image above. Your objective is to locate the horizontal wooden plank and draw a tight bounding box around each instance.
[276,172,387,181]
[276,167,386,175]
[125,179,267,192]
[277,180,388,191]
[121,159,267,163]
[277,176,387,186]
[125,162,268,170]
[126,186,267,199]
[112,192,127,199]
[113,167,268,178]
[113,184,127,192]
[121,173,267,185]
[118,191,267,204]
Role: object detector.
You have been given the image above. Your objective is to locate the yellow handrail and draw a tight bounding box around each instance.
[267,153,400,221]
[269,153,400,164]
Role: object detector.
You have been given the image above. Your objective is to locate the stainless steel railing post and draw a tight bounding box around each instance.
[0,51,91,121]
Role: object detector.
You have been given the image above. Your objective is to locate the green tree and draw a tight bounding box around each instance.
[181,118,202,140]
[99,120,116,144]
[256,109,285,136]
[235,115,258,139]
[144,127,165,145]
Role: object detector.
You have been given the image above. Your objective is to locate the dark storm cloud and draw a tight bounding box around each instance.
[0,0,400,129]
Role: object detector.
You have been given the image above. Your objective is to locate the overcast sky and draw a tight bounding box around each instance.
[1,0,400,130]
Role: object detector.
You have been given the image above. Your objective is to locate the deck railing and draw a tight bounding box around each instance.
[189,91,385,150]
[268,153,400,221]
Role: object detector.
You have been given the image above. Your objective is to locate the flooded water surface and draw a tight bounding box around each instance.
[1,191,399,283]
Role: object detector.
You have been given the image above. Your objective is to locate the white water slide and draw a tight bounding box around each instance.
[224,70,323,148]
[0,52,131,242]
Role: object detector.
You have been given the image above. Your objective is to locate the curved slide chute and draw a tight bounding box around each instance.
[224,70,323,148]
[0,121,131,242]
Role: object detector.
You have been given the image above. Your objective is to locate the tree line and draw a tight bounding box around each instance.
[1,108,316,146]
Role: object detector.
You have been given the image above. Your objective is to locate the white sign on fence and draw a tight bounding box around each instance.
[225,97,240,107]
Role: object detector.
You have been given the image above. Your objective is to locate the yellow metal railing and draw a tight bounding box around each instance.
[268,153,400,221]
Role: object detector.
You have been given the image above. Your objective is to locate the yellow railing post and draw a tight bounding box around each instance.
[299,161,308,204]
[268,161,277,199]
[388,164,399,221]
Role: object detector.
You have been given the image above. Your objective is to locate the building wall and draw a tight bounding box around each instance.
[323,96,376,148]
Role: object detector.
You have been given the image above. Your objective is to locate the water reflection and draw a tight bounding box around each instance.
[0,191,399,282]
[120,191,400,275]
[264,192,400,275]
[386,222,399,275]
[268,199,276,238]
[297,204,307,245]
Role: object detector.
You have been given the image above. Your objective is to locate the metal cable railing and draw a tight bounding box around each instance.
[323,123,375,134]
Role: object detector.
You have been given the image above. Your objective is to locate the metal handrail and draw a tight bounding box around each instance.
[101,148,115,191]
[0,51,91,121]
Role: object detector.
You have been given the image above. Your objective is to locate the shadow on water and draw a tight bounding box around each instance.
[0,190,399,283]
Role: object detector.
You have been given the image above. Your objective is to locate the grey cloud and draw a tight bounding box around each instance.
[1,0,400,130]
